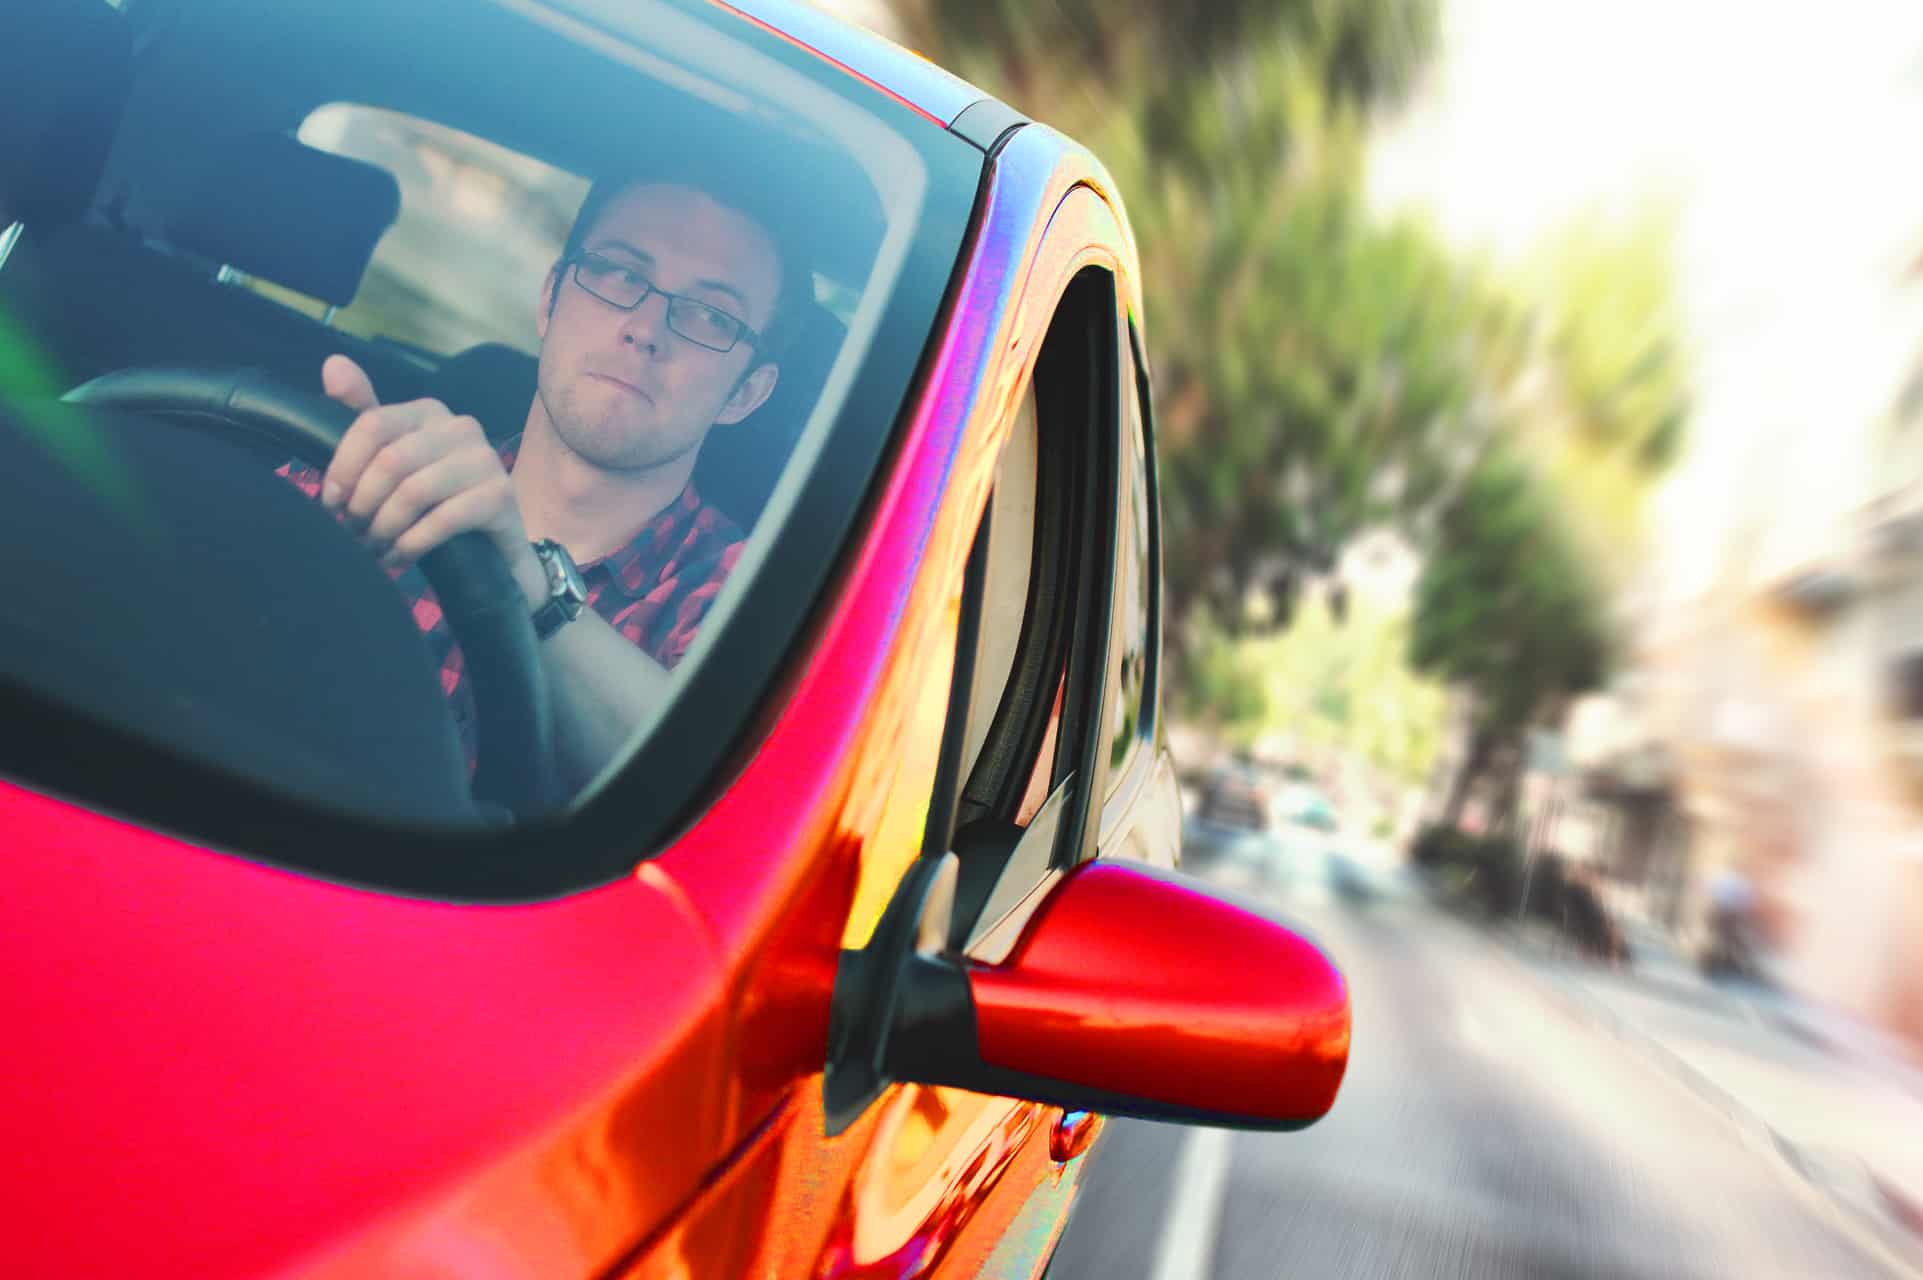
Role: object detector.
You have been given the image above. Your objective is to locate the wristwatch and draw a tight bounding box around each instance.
[529,538,589,639]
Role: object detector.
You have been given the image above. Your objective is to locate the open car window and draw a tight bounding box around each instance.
[0,0,986,897]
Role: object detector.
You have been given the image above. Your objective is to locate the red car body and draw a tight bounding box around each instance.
[0,2,1349,1275]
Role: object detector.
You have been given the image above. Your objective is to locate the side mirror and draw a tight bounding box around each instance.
[824,857,1349,1133]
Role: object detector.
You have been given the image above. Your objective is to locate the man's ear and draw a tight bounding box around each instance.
[715,359,780,426]
[536,263,562,339]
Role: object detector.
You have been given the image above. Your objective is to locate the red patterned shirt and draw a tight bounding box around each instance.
[280,439,743,765]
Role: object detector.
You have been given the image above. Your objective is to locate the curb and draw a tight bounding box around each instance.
[1472,917,1923,1279]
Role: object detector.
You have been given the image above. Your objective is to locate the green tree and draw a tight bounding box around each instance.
[1401,212,1688,833]
[893,0,1456,660]
[1409,448,1611,830]
[1494,208,1692,582]
[1146,142,1499,641]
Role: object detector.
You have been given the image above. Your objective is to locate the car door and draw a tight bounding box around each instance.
[818,267,1124,1280]
[772,185,1192,1279]
[788,250,1129,1277]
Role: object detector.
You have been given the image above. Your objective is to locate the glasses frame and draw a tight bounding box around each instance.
[562,250,762,354]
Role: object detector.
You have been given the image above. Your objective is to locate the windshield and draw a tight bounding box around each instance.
[0,0,983,894]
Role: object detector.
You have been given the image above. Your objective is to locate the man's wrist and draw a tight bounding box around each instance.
[526,538,591,639]
[511,542,550,614]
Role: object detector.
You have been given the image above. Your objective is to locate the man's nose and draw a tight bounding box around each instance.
[618,288,672,350]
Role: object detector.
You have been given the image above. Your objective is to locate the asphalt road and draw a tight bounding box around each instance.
[1045,829,1904,1280]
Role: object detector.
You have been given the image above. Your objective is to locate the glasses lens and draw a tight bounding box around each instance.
[572,255,748,352]
[668,299,742,352]
[574,255,646,308]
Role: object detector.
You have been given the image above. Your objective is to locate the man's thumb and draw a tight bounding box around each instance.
[322,353,380,413]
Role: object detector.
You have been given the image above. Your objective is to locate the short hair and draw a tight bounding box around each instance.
[556,169,812,363]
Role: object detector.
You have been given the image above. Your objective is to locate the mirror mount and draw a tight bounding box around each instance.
[823,852,958,1134]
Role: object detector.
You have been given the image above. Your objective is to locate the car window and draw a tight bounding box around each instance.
[0,0,985,896]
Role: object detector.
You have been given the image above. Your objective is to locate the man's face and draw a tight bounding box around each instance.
[534,183,781,472]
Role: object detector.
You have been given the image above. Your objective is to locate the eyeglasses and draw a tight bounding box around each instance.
[564,251,760,354]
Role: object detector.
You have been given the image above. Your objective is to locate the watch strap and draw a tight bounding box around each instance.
[531,597,574,640]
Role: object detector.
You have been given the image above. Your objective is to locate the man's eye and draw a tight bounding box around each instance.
[687,305,735,340]
[584,258,642,288]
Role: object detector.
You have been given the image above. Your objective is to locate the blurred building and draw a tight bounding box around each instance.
[1563,247,1923,1053]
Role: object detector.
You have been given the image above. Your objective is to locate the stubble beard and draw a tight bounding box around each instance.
[536,372,703,476]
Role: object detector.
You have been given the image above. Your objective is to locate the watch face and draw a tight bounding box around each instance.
[536,540,588,615]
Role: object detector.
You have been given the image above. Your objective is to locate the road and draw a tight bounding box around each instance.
[1045,827,1904,1280]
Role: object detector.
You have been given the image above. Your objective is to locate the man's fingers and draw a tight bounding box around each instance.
[319,356,382,508]
[362,447,506,550]
[322,354,380,415]
[325,399,459,518]
[380,480,517,570]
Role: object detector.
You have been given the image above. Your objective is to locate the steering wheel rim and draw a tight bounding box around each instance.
[62,366,559,818]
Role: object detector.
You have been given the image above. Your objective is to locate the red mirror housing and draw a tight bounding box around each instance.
[968,862,1349,1126]
[828,859,1349,1132]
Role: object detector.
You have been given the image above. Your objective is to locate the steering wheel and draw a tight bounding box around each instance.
[63,366,559,818]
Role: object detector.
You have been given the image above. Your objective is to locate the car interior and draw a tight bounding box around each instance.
[0,0,897,838]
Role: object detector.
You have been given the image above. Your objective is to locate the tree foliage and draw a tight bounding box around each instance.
[1411,450,1609,727]
[1409,445,1612,827]
[1510,211,1693,585]
[1147,144,1499,634]
[1187,586,1451,811]
[891,0,1436,133]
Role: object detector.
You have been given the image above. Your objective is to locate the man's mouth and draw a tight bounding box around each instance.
[587,372,654,401]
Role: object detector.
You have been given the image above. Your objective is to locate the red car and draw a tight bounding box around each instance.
[0,1,1349,1275]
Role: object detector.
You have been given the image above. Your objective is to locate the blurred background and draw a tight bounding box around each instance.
[817,0,1923,1276]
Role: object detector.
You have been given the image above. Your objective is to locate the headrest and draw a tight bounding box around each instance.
[1,1,133,230]
[432,343,538,442]
[696,300,846,523]
[170,135,400,306]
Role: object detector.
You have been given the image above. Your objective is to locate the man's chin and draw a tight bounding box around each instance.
[558,418,693,475]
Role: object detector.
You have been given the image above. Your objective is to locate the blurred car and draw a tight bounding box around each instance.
[0,1,1351,1276]
[1196,759,1275,831]
[1276,781,1340,833]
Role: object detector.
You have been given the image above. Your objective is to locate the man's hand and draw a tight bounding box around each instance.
[320,354,546,608]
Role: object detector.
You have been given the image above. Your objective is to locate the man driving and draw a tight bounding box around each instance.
[285,171,801,789]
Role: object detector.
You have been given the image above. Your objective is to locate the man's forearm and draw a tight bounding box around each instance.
[506,546,671,790]
[537,612,674,790]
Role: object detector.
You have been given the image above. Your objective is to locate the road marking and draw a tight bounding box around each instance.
[1147,1126,1234,1280]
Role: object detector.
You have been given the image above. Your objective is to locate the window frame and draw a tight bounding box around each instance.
[1097,316,1164,823]
[926,267,1122,953]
